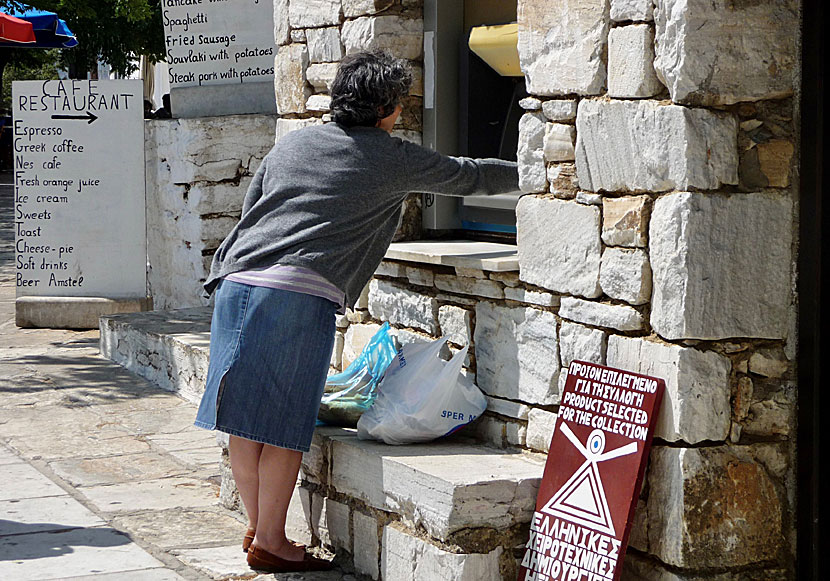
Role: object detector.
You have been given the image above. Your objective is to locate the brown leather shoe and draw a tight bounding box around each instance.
[247,544,334,573]
[242,528,255,553]
[243,529,306,553]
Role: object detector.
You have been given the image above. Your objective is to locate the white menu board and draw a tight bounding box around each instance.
[163,0,276,88]
[13,79,146,298]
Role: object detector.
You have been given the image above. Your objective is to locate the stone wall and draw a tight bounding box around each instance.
[514,0,797,576]
[144,115,276,310]
[183,0,798,578]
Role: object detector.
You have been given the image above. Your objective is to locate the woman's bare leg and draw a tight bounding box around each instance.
[228,435,264,531]
[252,444,305,560]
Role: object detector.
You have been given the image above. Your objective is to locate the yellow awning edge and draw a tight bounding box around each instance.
[468,22,522,77]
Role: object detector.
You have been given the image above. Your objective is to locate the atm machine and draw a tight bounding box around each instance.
[422,0,525,239]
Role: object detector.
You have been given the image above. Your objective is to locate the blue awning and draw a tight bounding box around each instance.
[3,7,77,48]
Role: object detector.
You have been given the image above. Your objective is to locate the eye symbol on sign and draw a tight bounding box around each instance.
[588,430,605,455]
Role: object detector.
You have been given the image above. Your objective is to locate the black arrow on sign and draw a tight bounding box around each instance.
[51,111,98,124]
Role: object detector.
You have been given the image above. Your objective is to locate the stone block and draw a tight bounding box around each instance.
[470,415,507,448]
[607,336,731,443]
[343,322,382,369]
[542,99,578,122]
[608,25,663,98]
[547,163,579,196]
[520,96,543,110]
[650,192,793,340]
[438,305,473,346]
[353,511,380,579]
[474,302,560,405]
[274,44,310,115]
[405,266,434,287]
[306,94,331,112]
[756,139,794,188]
[600,247,652,305]
[344,0,386,18]
[330,331,344,370]
[274,0,290,45]
[287,486,313,546]
[306,62,338,92]
[341,16,423,60]
[368,279,438,334]
[288,0,341,28]
[559,296,644,331]
[602,195,650,247]
[312,496,351,551]
[525,408,558,453]
[506,422,526,447]
[653,0,797,105]
[576,191,602,206]
[743,390,793,437]
[489,271,521,287]
[375,261,406,278]
[576,99,738,193]
[307,27,343,63]
[17,297,152,330]
[455,267,487,279]
[559,321,607,367]
[517,197,602,298]
[275,117,322,142]
[503,287,559,307]
[355,283,371,310]
[485,396,530,420]
[434,275,504,299]
[381,526,503,581]
[644,446,782,568]
[544,123,576,162]
[518,112,548,193]
[611,0,653,21]
[328,433,544,539]
[517,0,608,96]
[748,351,788,379]
[290,29,306,43]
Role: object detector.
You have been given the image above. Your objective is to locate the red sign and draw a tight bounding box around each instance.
[518,360,664,581]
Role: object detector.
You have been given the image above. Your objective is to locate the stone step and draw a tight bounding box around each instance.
[100,308,547,580]
[100,307,212,406]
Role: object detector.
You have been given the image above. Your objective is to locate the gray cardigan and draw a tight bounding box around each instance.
[205,122,519,308]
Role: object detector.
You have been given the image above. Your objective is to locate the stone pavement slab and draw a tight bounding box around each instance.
[112,507,245,550]
[82,477,220,513]
[171,544,254,579]
[0,496,105,534]
[48,569,187,580]
[49,452,193,487]
[0,445,22,465]
[0,527,165,580]
[0,463,67,501]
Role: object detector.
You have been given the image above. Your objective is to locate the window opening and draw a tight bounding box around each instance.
[422,0,524,242]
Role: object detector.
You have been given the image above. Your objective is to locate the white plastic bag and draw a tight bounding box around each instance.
[356,337,487,445]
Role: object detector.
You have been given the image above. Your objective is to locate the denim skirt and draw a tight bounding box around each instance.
[194,279,337,452]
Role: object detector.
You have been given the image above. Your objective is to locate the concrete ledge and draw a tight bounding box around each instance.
[303,426,545,542]
[16,296,153,330]
[99,307,212,405]
[386,241,519,272]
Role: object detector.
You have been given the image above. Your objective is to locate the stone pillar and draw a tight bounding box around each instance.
[516,0,798,576]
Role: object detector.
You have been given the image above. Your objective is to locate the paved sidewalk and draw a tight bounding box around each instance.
[0,177,349,580]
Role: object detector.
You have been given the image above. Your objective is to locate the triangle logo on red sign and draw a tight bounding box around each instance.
[540,460,616,536]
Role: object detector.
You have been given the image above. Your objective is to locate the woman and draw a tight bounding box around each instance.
[194,50,519,574]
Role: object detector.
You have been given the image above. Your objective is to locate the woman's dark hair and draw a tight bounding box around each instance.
[330,50,413,128]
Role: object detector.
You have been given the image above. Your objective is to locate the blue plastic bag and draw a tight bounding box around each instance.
[317,322,397,427]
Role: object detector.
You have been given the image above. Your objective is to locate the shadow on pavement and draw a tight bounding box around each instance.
[0,522,132,561]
